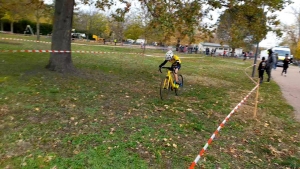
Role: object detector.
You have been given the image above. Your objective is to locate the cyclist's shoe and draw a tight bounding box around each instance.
[175,81,182,87]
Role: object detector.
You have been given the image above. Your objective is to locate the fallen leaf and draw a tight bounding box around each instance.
[244,149,254,154]
[264,123,269,127]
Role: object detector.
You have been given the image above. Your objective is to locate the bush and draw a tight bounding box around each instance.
[1,19,52,35]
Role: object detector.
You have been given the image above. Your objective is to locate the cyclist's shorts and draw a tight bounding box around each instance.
[172,64,181,70]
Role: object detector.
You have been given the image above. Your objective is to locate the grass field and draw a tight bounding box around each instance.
[0,33,299,169]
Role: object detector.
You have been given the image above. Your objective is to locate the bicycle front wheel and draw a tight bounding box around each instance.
[175,74,183,96]
[160,78,171,100]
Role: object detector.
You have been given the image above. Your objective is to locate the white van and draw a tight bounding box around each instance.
[273,46,291,60]
[272,46,292,66]
[135,39,146,44]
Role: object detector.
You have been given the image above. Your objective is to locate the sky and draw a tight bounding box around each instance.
[259,0,300,48]
[44,0,299,48]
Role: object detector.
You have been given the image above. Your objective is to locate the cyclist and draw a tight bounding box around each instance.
[159,50,182,86]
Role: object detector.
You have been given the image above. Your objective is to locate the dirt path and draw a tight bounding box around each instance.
[271,65,300,121]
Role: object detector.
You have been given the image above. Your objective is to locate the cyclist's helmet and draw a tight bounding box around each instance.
[165,50,173,60]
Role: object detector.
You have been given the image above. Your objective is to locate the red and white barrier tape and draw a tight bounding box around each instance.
[1,37,99,44]
[0,50,143,55]
[244,65,258,84]
[1,38,51,44]
[189,84,259,169]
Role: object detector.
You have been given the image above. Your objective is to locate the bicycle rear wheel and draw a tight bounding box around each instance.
[175,74,183,96]
[160,78,171,100]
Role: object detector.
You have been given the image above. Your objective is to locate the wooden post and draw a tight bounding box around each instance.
[254,78,260,118]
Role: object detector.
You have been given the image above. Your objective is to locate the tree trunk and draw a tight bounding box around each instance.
[0,21,3,31]
[10,22,13,33]
[46,0,75,73]
[231,48,235,57]
[176,38,180,51]
[36,11,41,41]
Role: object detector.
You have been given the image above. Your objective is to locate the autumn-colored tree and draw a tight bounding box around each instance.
[295,41,300,60]
[46,0,128,73]
[124,22,143,40]
[280,7,300,57]
[217,5,267,56]
[291,6,300,41]
[0,9,5,31]
[0,0,25,33]
[214,0,291,56]
[139,0,203,45]
[73,9,109,39]
[25,0,52,40]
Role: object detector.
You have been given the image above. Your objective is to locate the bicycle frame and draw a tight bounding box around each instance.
[162,68,178,89]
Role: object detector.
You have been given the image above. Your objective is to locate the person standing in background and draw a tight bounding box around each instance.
[273,53,278,70]
[281,54,290,76]
[242,52,247,61]
[258,57,267,84]
[266,48,275,82]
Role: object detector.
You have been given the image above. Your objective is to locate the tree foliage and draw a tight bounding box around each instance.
[124,22,143,40]
[0,0,25,32]
[282,6,300,57]
[214,0,291,50]
[73,10,109,38]
[217,5,267,48]
[139,0,203,44]
[295,41,300,60]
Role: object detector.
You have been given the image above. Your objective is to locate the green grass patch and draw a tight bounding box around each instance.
[0,33,299,168]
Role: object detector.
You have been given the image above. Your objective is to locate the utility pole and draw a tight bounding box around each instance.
[251,42,259,77]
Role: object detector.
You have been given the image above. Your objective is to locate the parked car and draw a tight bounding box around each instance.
[135,39,146,45]
[126,39,134,43]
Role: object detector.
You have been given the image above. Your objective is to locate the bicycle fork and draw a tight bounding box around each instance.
[163,76,170,89]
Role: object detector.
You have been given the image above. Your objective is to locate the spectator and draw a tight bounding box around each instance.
[258,57,267,84]
[194,46,198,54]
[180,45,184,53]
[281,54,290,76]
[184,45,188,54]
[141,42,144,49]
[242,52,247,61]
[114,39,117,45]
[223,50,226,57]
[206,48,210,55]
[273,53,278,70]
[214,48,217,56]
[266,48,275,82]
[188,45,193,54]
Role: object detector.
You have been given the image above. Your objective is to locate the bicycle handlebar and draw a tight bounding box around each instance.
[160,67,173,73]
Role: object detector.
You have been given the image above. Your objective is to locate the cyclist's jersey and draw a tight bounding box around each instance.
[159,54,181,68]
[170,55,181,65]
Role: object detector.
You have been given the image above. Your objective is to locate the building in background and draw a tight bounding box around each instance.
[198,42,243,56]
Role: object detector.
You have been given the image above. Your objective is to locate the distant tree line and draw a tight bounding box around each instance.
[1,19,52,35]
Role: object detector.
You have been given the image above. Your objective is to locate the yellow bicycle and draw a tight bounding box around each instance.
[159,67,183,100]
